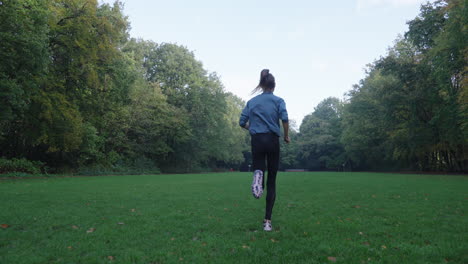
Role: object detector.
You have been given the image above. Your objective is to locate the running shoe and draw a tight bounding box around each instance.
[263,220,272,231]
[251,170,263,199]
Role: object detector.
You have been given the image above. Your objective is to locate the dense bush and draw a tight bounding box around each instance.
[0,158,44,174]
[77,157,161,176]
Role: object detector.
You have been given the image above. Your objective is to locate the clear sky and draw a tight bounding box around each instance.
[100,0,433,126]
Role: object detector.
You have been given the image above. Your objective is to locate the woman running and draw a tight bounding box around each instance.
[239,69,290,231]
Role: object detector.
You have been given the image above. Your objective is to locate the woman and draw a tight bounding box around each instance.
[239,69,290,231]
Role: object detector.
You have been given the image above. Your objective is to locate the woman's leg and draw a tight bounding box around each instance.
[251,151,266,174]
[251,134,267,172]
[265,135,280,220]
[251,134,267,198]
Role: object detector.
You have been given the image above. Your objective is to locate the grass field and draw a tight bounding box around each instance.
[0,172,466,264]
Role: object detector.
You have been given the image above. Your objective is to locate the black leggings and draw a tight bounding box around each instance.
[251,133,279,220]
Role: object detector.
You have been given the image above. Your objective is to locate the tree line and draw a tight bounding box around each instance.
[281,0,467,173]
[0,0,248,174]
[0,0,465,174]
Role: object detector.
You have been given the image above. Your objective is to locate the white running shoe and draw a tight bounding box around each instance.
[251,170,263,199]
[263,220,272,231]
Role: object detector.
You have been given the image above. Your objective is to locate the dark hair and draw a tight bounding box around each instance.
[252,69,276,94]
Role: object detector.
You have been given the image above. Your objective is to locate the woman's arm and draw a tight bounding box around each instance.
[239,103,249,129]
[282,121,290,143]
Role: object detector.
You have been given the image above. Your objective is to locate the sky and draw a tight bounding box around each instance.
[100,0,433,126]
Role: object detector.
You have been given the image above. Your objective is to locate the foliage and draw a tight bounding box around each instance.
[294,0,466,172]
[76,158,161,176]
[131,40,247,170]
[345,0,467,172]
[0,158,44,174]
[295,97,346,170]
[0,0,248,173]
[279,120,299,170]
[1,0,465,173]
[274,2,466,173]
[0,0,49,125]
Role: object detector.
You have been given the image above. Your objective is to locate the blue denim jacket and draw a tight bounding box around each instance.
[239,91,288,136]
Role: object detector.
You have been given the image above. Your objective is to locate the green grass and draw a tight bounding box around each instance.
[0,172,466,264]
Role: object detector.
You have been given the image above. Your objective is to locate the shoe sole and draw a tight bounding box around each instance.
[251,170,263,199]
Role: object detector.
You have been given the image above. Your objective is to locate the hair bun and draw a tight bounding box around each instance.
[253,69,275,94]
[261,69,269,79]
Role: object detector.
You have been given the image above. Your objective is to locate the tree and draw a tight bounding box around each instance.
[218,92,250,168]
[279,119,299,170]
[0,0,49,156]
[297,97,346,170]
[137,42,243,171]
[341,70,400,170]
[340,0,467,172]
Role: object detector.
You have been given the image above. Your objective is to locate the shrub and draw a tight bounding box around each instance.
[77,157,161,176]
[0,158,44,174]
[1,172,51,178]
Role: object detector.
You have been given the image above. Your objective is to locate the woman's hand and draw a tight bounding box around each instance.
[284,136,290,143]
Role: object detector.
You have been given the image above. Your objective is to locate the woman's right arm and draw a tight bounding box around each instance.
[282,121,290,143]
[239,103,249,129]
[279,99,290,143]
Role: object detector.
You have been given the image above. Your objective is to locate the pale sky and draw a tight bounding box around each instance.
[100,0,433,125]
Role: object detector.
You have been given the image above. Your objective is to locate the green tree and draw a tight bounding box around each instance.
[279,119,299,170]
[341,0,467,172]
[341,70,400,170]
[218,92,250,168]
[0,0,249,173]
[297,97,346,170]
[427,0,467,171]
[138,42,239,171]
[0,0,49,156]
[125,81,190,166]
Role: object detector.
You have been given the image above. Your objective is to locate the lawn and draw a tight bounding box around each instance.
[0,172,466,264]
